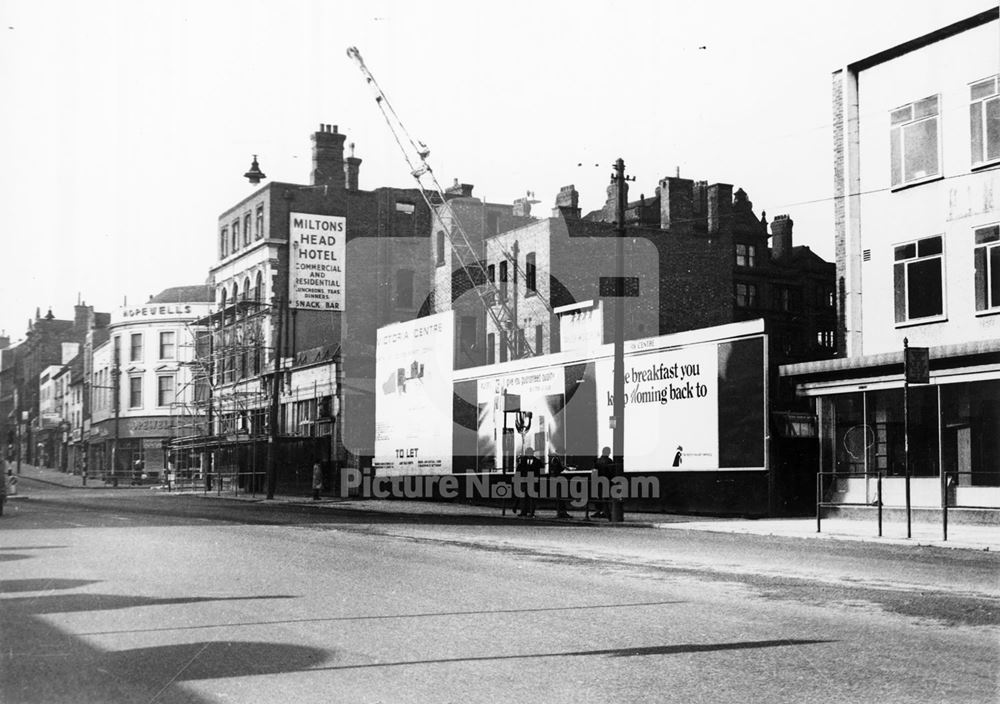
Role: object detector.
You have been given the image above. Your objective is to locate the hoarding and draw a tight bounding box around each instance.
[288,212,346,311]
[373,312,454,475]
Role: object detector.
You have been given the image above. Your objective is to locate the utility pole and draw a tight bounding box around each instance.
[266,297,283,500]
[610,158,631,523]
[111,344,120,488]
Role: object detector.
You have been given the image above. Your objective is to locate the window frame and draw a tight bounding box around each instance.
[525,252,537,295]
[158,331,176,360]
[231,219,240,252]
[890,94,942,190]
[735,243,757,268]
[974,223,1000,315]
[157,374,175,408]
[255,204,265,240]
[129,333,143,362]
[970,75,1000,169]
[220,226,229,258]
[128,375,143,409]
[893,234,947,326]
[735,282,758,309]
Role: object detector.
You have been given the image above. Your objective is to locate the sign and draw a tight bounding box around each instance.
[289,212,346,311]
[111,302,212,326]
[374,312,454,475]
[904,346,930,384]
[596,342,719,471]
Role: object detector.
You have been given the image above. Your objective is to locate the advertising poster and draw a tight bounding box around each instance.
[475,367,567,471]
[288,212,346,310]
[595,342,720,471]
[373,312,454,475]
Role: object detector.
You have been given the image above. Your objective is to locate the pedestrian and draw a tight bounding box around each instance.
[312,461,323,500]
[550,454,571,518]
[672,446,683,467]
[516,447,541,517]
[0,461,7,517]
[592,446,614,519]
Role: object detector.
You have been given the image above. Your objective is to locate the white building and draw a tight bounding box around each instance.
[88,287,213,480]
[782,9,1000,514]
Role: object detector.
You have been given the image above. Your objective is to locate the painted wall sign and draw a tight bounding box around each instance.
[289,212,346,311]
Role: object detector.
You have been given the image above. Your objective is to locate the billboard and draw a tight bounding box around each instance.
[595,342,719,470]
[288,212,346,310]
[373,312,454,475]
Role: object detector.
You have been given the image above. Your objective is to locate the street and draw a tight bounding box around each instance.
[2,478,998,703]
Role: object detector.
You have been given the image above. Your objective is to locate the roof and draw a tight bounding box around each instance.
[847,8,997,73]
[150,285,214,304]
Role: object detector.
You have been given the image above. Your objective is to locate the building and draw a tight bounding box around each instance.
[87,286,213,482]
[173,124,433,493]
[0,304,109,467]
[781,9,1000,516]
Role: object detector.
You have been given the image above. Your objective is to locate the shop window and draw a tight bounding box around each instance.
[256,204,265,240]
[890,95,940,188]
[159,331,176,360]
[970,76,999,167]
[129,333,143,362]
[894,235,944,323]
[974,224,1000,313]
[525,253,537,294]
[736,243,757,267]
[735,282,758,308]
[395,269,414,308]
[129,376,143,409]
[157,375,175,407]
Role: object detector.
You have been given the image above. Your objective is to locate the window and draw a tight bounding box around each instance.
[487,264,495,283]
[773,286,800,312]
[974,224,1000,312]
[159,331,176,360]
[221,227,229,257]
[232,219,240,251]
[970,76,1000,167]
[535,324,543,356]
[459,316,476,359]
[256,204,265,240]
[129,333,143,362]
[242,277,251,303]
[436,231,446,265]
[243,214,252,246]
[735,282,758,308]
[157,375,175,407]
[395,201,415,215]
[735,243,757,267]
[525,253,537,294]
[499,261,508,300]
[487,333,496,365]
[894,235,944,323]
[129,376,143,409]
[254,271,263,302]
[395,269,414,308]
[890,95,940,187]
[499,331,508,363]
[817,329,835,348]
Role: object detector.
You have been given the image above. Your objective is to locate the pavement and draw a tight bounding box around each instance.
[8,462,998,552]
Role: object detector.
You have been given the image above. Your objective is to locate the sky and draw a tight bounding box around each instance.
[0,0,994,343]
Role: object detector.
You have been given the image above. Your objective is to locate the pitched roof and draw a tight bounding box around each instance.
[150,285,214,303]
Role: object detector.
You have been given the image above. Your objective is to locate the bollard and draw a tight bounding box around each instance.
[609,498,624,523]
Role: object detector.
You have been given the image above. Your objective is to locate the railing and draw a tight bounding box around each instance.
[818,470,1000,542]
[165,470,267,498]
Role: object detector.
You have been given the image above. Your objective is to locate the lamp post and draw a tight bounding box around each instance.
[610,158,631,523]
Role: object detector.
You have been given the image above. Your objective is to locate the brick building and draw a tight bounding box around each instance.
[173,124,434,493]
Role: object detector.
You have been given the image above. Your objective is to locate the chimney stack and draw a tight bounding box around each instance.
[311,123,346,189]
[659,176,694,232]
[552,185,581,219]
[707,183,733,234]
[445,179,475,198]
[771,214,794,260]
[344,141,362,191]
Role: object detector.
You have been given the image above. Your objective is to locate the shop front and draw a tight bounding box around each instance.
[780,343,1000,514]
[88,416,181,483]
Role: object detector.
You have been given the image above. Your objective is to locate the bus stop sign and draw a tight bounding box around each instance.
[905,346,929,384]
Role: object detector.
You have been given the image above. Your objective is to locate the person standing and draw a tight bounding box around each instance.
[312,461,323,501]
[550,454,571,518]
[516,448,541,517]
[0,459,7,517]
[592,446,614,519]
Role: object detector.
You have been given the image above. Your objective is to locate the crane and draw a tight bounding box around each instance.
[346,46,553,360]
